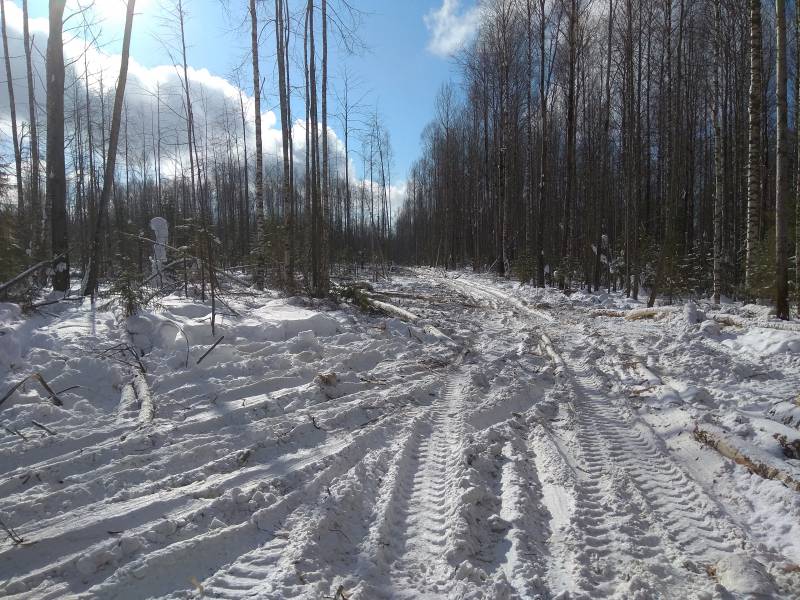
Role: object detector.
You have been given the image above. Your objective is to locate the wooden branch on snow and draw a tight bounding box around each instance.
[197,336,224,365]
[693,423,800,492]
[31,420,56,436]
[0,373,63,411]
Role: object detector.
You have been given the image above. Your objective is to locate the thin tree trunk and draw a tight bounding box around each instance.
[22,0,40,253]
[1,0,24,215]
[83,0,136,296]
[250,0,265,289]
[320,0,329,292]
[275,0,294,285]
[745,0,762,294]
[536,0,547,287]
[712,0,723,304]
[774,0,789,319]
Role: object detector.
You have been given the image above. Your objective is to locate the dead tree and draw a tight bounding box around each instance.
[83,0,136,296]
[1,0,24,215]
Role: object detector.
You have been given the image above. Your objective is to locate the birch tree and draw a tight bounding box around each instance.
[250,0,265,289]
[745,0,762,294]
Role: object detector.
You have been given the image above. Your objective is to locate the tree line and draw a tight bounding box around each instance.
[394,0,800,319]
[1,0,393,301]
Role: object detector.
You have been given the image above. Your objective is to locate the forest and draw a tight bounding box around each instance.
[0,1,798,319]
[395,0,800,319]
[0,0,393,304]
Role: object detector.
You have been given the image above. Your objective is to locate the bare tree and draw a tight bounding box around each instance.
[83,0,136,296]
[1,0,24,214]
[320,0,330,292]
[22,0,40,251]
[275,0,293,284]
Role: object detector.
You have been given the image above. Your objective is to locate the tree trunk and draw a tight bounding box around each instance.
[47,0,68,292]
[250,0,265,289]
[712,0,723,304]
[320,0,330,293]
[275,0,293,285]
[1,0,24,216]
[22,0,40,254]
[83,0,136,296]
[536,0,548,288]
[745,0,762,294]
[774,0,789,319]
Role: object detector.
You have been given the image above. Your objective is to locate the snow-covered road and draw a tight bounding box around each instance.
[1,271,799,598]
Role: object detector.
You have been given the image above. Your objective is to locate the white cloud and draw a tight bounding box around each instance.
[424,0,481,57]
[0,0,354,188]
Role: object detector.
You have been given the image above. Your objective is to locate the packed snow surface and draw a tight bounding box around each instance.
[1,270,799,599]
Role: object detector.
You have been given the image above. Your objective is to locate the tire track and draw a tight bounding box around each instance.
[384,376,462,599]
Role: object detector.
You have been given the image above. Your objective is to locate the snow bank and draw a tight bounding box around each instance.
[722,327,800,357]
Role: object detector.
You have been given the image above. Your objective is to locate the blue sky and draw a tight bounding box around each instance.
[21,0,481,188]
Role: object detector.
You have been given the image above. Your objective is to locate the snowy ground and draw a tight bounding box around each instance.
[1,270,799,599]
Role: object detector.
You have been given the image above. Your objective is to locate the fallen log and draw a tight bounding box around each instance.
[713,313,800,333]
[591,309,626,318]
[539,334,565,374]
[0,255,63,296]
[116,382,138,423]
[625,306,680,321]
[365,297,419,322]
[693,423,800,492]
[134,372,155,424]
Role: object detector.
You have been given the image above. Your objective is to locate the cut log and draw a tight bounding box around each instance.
[693,423,800,492]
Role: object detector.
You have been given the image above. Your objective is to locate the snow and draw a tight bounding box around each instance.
[722,327,800,356]
[1,272,800,598]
